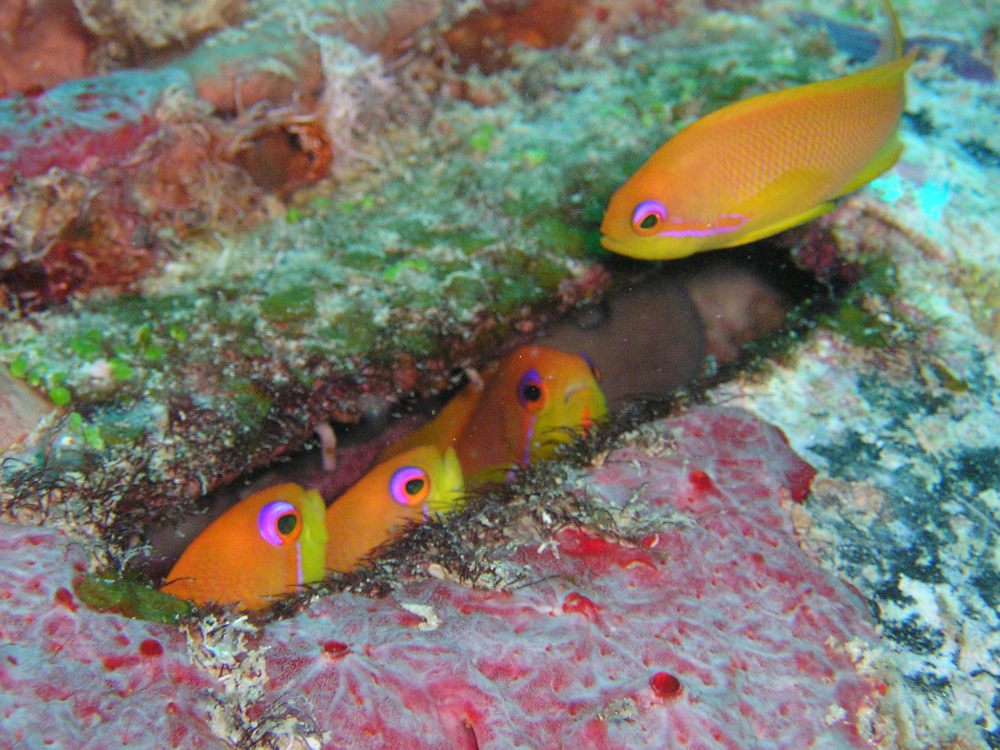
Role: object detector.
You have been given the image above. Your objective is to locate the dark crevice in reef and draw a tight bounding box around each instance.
[133,236,849,597]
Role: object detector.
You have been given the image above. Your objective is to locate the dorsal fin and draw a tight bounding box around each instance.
[876,0,904,63]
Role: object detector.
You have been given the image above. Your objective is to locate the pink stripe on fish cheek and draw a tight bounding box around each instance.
[295,543,303,587]
[509,413,537,481]
[657,213,747,238]
[521,414,536,466]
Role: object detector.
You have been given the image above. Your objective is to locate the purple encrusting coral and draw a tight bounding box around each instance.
[0,407,888,748]
[0,523,225,750]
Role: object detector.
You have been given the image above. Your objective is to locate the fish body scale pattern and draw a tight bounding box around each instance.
[713,82,904,206]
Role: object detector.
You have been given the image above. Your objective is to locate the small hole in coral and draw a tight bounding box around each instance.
[649,670,683,699]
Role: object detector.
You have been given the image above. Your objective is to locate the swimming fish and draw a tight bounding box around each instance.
[382,344,608,486]
[161,483,328,611]
[325,445,464,572]
[600,0,914,260]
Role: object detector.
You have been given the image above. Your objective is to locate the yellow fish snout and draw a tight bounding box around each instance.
[426,447,466,516]
[530,375,607,460]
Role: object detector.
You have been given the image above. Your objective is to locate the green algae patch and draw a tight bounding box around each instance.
[531,216,593,259]
[817,258,905,348]
[382,258,430,283]
[48,386,72,407]
[75,571,191,624]
[227,379,275,429]
[68,329,105,361]
[819,305,892,348]
[260,287,318,323]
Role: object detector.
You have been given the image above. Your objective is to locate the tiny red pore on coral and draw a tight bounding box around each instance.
[53,587,78,612]
[649,671,683,699]
[562,592,600,623]
[102,654,141,671]
[688,469,718,495]
[322,640,350,659]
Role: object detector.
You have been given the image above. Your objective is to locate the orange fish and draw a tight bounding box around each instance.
[600,0,913,260]
[161,483,328,611]
[382,345,607,485]
[325,445,464,572]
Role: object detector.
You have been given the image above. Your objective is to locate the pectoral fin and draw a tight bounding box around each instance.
[720,169,836,247]
[720,201,835,247]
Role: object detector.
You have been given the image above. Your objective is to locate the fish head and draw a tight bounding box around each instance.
[161,482,327,611]
[380,444,466,518]
[324,445,466,572]
[601,169,740,260]
[492,345,608,464]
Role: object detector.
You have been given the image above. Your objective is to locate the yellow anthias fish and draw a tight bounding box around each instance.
[161,483,328,611]
[382,344,608,486]
[325,445,464,572]
[600,0,914,260]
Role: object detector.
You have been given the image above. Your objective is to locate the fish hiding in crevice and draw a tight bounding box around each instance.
[325,445,464,573]
[380,344,607,487]
[600,0,914,260]
[160,483,327,611]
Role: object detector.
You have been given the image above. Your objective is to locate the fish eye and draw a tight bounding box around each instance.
[389,466,431,506]
[516,368,548,413]
[631,200,668,236]
[258,501,302,546]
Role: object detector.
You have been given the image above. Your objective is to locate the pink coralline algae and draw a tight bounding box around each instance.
[0,523,226,750]
[0,407,889,748]
[261,407,887,749]
[0,66,324,307]
[0,70,185,188]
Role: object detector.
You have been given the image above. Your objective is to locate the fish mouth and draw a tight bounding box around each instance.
[562,383,608,425]
[599,233,637,258]
[598,233,620,252]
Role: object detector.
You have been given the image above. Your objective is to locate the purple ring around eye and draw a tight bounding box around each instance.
[516,368,544,408]
[389,466,429,506]
[631,199,668,230]
[258,500,297,546]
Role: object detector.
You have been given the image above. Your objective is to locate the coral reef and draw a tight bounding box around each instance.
[6,0,805,529]
[0,0,996,746]
[715,179,1000,747]
[261,407,889,748]
[0,0,92,98]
